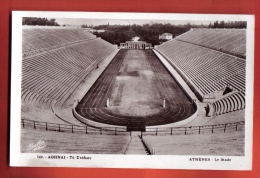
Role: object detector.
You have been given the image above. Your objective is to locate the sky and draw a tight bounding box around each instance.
[55,18,213,27]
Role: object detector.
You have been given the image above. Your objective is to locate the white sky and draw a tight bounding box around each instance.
[55,18,213,26]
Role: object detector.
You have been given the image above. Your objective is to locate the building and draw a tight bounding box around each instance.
[82,28,105,33]
[120,41,152,49]
[132,36,140,41]
[159,33,173,40]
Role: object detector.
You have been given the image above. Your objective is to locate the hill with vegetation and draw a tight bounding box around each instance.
[91,23,195,46]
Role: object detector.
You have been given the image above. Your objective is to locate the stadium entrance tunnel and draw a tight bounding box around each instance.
[127,126,146,132]
[126,119,146,131]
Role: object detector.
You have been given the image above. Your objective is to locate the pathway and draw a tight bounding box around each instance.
[125,132,149,155]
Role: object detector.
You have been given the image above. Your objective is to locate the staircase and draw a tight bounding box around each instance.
[125,132,150,155]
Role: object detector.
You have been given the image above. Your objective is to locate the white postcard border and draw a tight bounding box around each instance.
[10,11,254,170]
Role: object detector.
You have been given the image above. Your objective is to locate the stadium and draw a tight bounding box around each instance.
[20,21,246,155]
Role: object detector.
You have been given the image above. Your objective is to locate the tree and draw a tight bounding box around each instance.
[208,22,212,28]
[22,17,60,26]
[219,21,225,28]
[208,21,247,29]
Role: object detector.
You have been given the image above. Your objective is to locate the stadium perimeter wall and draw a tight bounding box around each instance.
[73,103,126,130]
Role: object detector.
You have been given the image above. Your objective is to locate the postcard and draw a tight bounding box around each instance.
[10,11,254,170]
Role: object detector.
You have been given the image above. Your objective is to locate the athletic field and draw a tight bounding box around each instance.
[76,49,196,130]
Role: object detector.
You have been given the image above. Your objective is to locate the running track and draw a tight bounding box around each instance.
[76,49,196,130]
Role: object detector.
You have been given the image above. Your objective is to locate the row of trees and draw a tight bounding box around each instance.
[92,23,203,46]
[22,18,60,26]
[81,24,93,28]
[208,21,246,29]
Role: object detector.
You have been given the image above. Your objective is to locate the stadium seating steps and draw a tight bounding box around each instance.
[156,30,245,100]
[22,28,97,57]
[155,28,246,124]
[22,28,117,107]
[176,29,246,58]
[22,27,246,127]
[212,91,245,115]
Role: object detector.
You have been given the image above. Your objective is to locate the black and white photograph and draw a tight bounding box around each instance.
[10,12,254,170]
